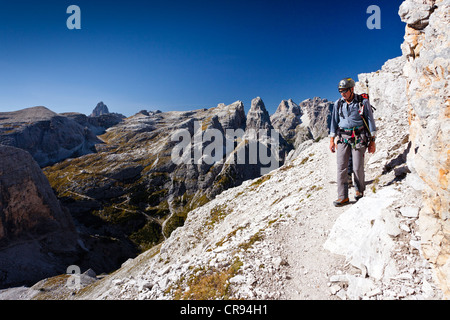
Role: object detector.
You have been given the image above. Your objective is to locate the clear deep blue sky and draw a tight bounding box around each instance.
[0,0,405,116]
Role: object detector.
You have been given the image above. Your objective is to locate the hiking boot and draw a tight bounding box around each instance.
[355,191,364,201]
[333,198,349,207]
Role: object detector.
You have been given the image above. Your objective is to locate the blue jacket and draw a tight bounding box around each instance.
[329,95,377,138]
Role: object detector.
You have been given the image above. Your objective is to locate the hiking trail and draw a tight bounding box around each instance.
[258,140,350,299]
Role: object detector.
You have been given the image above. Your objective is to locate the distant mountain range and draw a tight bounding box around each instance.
[0,97,332,288]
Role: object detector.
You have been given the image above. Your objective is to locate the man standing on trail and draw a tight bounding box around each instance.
[329,78,377,207]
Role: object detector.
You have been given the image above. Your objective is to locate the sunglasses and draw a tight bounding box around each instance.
[339,88,350,94]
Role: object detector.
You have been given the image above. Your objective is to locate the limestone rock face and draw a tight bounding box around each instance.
[214,101,246,131]
[355,56,410,172]
[398,0,450,297]
[271,97,332,148]
[0,146,79,288]
[297,97,333,143]
[271,99,302,142]
[354,0,450,298]
[246,97,273,133]
[87,102,126,132]
[0,147,72,241]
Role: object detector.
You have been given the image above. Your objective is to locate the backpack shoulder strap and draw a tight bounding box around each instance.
[337,98,344,118]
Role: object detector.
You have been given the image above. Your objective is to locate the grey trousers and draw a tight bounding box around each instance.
[337,143,366,199]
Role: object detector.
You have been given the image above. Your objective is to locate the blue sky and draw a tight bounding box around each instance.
[0,0,406,116]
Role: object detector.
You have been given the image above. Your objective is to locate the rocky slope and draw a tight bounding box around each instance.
[0,146,80,289]
[3,130,443,300]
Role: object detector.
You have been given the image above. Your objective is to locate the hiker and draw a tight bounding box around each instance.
[329,78,377,207]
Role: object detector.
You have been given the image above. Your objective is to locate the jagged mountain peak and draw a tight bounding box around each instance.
[246,97,273,132]
[90,101,110,117]
[250,96,266,110]
[275,99,301,116]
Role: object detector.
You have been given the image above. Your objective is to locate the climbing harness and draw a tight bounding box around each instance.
[337,125,367,149]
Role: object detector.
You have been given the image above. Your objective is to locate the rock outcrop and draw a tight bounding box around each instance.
[0,107,102,167]
[0,146,79,289]
[64,111,125,136]
[398,0,449,297]
[47,122,441,300]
